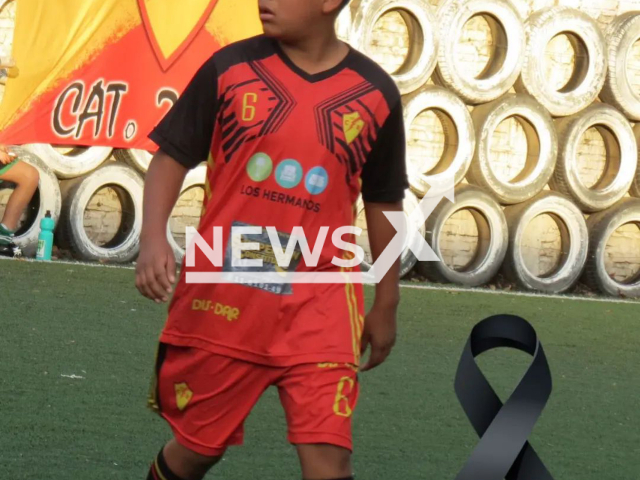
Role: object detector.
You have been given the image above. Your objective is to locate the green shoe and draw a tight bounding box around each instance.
[0,223,15,246]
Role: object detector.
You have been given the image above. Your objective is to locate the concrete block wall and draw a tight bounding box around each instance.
[369,0,640,281]
[67,183,204,250]
[606,222,640,281]
[83,187,124,247]
[169,187,204,250]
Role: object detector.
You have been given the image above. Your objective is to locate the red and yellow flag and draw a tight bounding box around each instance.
[0,0,262,149]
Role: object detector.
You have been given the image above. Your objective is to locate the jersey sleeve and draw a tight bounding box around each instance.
[360,101,409,203]
[149,58,219,169]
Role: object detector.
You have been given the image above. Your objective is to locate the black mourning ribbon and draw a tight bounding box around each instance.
[454,314,554,480]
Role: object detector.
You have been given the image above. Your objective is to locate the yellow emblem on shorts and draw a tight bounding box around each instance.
[175,383,193,412]
[343,112,365,145]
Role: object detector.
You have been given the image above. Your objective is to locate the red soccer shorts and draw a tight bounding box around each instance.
[149,344,360,457]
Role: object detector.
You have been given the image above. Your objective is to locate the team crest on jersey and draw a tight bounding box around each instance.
[174,383,193,411]
[343,112,365,144]
[138,0,218,70]
[314,81,379,183]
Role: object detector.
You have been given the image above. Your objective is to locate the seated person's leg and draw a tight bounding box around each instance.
[0,160,39,243]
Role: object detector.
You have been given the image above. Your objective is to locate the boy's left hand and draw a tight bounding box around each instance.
[360,303,397,372]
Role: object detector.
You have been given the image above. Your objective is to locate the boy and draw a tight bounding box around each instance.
[0,145,39,257]
[136,0,408,479]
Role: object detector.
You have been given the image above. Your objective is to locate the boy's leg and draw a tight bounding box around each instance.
[296,444,352,480]
[146,439,221,480]
[278,363,359,480]
[0,160,39,233]
[146,344,277,480]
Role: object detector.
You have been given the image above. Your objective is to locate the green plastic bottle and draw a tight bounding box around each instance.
[36,211,55,261]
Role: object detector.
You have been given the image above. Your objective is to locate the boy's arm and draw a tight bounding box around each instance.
[360,200,403,371]
[136,58,219,303]
[135,152,187,303]
[359,98,409,371]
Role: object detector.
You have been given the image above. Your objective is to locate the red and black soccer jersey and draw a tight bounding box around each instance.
[150,35,408,367]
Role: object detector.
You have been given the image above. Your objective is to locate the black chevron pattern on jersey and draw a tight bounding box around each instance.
[219,115,263,162]
[218,77,269,163]
[249,60,297,136]
[217,78,267,163]
[216,62,297,163]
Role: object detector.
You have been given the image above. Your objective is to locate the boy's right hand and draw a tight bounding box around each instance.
[135,236,176,303]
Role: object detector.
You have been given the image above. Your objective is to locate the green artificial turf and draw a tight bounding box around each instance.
[0,259,638,479]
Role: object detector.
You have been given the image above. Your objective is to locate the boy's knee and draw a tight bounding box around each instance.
[13,162,40,189]
[297,444,352,480]
[163,439,222,479]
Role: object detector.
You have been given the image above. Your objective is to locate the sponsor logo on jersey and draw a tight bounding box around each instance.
[246,152,273,182]
[221,221,304,295]
[305,167,329,195]
[214,303,240,321]
[275,159,303,189]
[191,299,240,321]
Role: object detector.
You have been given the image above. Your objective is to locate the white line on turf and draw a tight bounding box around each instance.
[400,282,639,305]
[0,255,135,270]
[2,256,637,305]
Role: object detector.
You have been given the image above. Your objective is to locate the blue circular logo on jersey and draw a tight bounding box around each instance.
[275,160,303,189]
[304,167,329,195]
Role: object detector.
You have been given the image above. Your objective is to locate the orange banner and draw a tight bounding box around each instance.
[0,0,262,150]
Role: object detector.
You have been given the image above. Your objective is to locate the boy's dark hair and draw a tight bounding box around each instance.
[340,0,350,10]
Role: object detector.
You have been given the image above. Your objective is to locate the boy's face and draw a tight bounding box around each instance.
[259,0,343,40]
